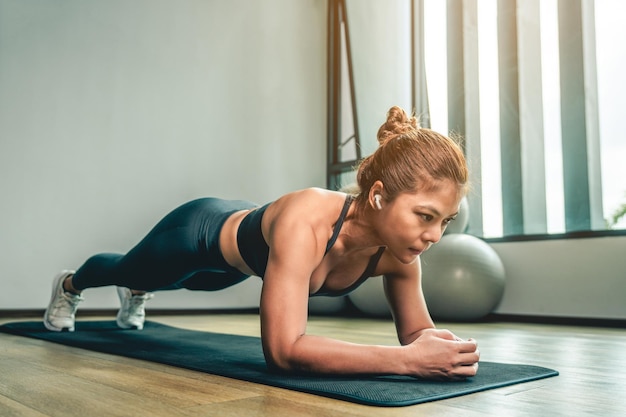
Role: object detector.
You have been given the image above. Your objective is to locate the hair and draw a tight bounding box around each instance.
[355,106,468,208]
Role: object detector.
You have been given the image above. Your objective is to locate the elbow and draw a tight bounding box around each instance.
[262,338,310,374]
[262,344,298,374]
[264,356,292,374]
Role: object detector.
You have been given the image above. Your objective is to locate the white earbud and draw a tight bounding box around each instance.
[374,194,383,210]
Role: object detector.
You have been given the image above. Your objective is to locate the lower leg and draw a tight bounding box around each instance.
[63,275,145,296]
[62,275,81,295]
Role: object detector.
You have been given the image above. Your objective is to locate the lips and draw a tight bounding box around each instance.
[409,248,422,256]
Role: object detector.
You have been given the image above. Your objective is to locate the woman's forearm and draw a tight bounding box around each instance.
[266,334,410,376]
[264,330,480,380]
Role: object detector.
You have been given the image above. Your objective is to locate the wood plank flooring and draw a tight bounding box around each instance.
[1,313,625,416]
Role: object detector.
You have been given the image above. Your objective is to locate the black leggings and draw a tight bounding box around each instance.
[72,198,257,292]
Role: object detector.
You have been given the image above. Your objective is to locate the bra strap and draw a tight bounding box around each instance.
[325,194,354,253]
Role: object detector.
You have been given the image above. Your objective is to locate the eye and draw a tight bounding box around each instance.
[443,216,457,226]
[419,213,434,222]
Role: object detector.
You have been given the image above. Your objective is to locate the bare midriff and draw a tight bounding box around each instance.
[219,209,257,276]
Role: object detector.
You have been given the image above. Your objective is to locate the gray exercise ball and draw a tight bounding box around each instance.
[308,295,348,315]
[348,277,392,318]
[444,197,469,234]
[421,234,505,321]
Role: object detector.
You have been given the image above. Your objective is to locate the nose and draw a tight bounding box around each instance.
[423,224,444,245]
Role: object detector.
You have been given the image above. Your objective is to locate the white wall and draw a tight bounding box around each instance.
[345,0,414,157]
[492,235,626,320]
[0,0,327,309]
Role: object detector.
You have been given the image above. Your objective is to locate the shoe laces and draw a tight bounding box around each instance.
[127,293,153,314]
[53,291,84,311]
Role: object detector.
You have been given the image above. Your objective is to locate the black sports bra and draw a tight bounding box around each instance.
[236,194,385,296]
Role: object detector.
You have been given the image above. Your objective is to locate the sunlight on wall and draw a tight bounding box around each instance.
[476,0,503,238]
[423,0,625,237]
[539,0,566,234]
[423,0,447,134]
[596,0,626,229]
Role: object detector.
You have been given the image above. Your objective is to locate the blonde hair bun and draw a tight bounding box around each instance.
[355,105,468,205]
[376,106,420,146]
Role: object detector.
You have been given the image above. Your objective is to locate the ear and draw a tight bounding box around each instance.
[368,180,385,210]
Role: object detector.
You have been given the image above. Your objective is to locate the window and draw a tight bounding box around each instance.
[326,0,625,238]
[422,0,626,238]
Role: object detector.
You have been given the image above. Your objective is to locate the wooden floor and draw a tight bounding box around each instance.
[1,312,625,417]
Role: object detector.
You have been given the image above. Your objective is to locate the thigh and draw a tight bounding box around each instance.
[177,271,251,291]
[74,198,255,292]
[74,209,209,291]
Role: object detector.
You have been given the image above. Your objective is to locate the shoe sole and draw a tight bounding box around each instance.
[43,270,76,332]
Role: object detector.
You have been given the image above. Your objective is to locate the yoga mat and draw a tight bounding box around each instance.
[0,320,558,407]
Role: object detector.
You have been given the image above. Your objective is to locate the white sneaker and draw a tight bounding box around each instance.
[116,287,153,330]
[44,270,84,332]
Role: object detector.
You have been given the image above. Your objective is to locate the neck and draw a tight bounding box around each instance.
[339,208,384,254]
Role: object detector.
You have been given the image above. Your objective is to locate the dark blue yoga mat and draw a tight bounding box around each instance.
[0,320,558,407]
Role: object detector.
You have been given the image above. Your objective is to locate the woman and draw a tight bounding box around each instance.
[44,106,479,379]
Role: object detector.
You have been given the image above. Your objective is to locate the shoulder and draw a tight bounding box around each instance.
[267,188,346,220]
[276,187,343,205]
[263,188,347,245]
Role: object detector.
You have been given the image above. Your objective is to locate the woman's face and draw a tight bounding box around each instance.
[377,180,462,264]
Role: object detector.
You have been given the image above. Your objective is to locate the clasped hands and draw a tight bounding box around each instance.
[406,328,480,380]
